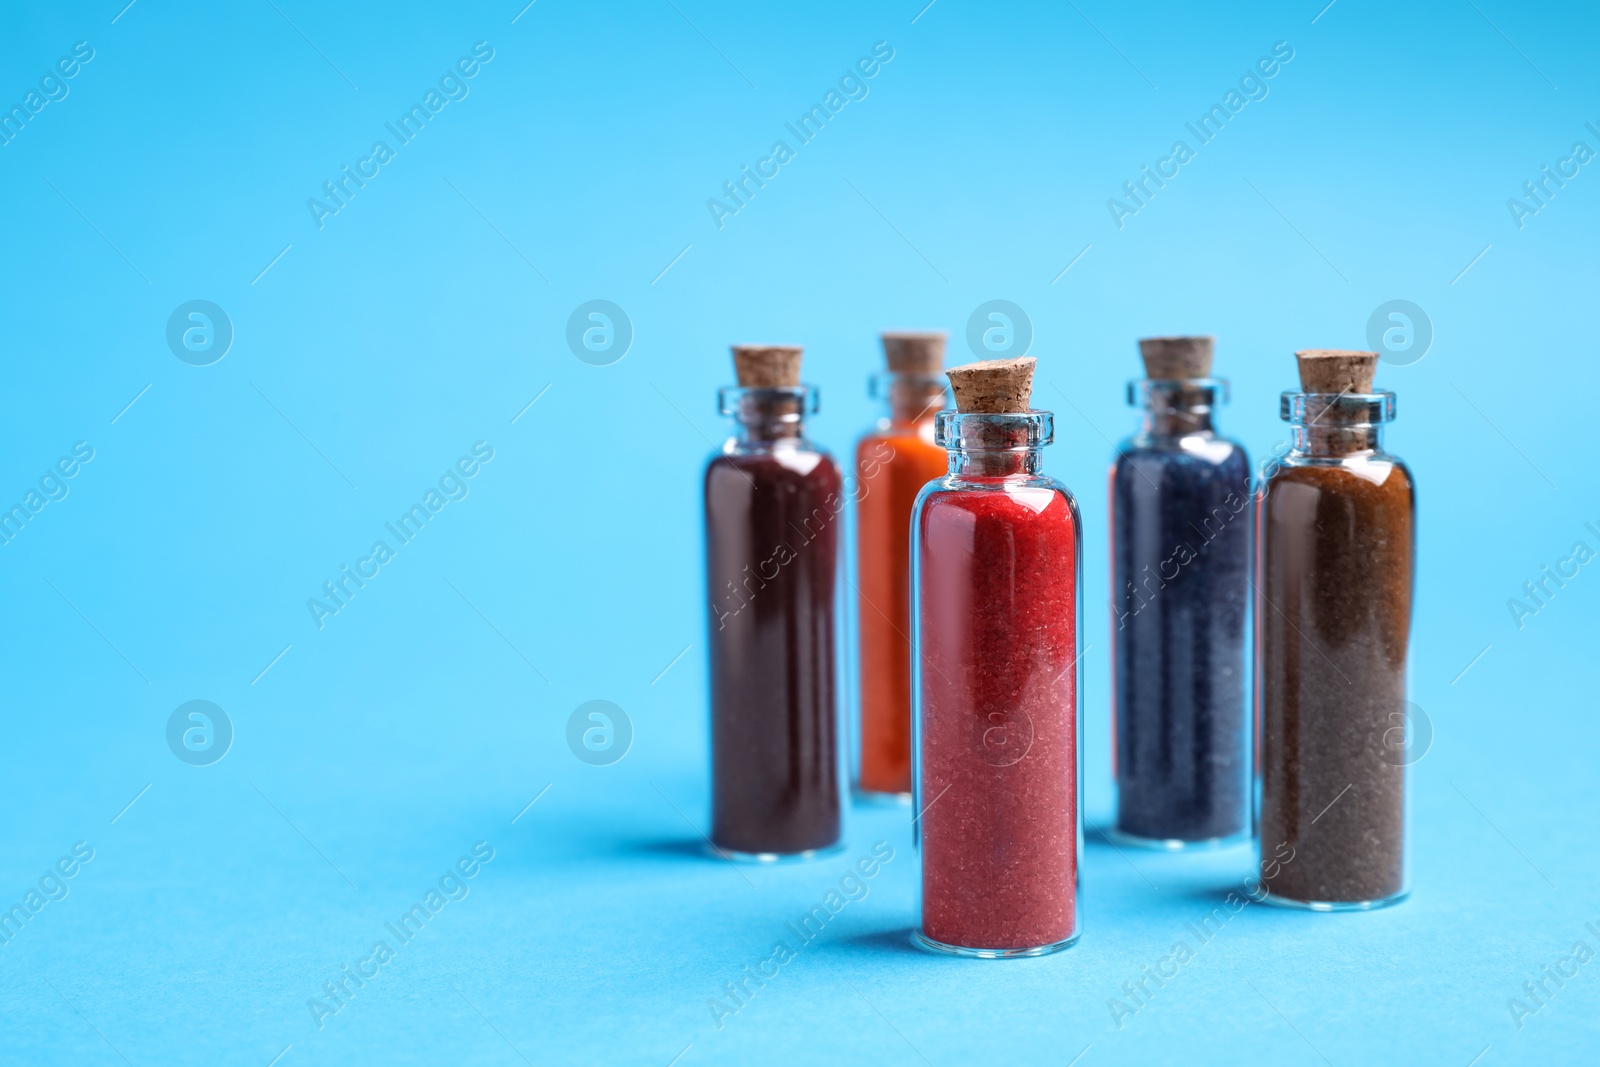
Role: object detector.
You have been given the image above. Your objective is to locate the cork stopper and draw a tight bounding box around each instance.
[947,357,1035,414]
[731,345,803,387]
[1139,336,1214,379]
[881,332,946,375]
[1295,349,1377,394]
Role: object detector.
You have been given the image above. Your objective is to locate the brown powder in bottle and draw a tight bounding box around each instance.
[1257,350,1414,905]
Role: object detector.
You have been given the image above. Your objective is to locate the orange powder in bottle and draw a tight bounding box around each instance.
[855,333,949,797]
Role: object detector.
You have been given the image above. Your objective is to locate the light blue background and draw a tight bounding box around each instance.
[2,1,1596,1063]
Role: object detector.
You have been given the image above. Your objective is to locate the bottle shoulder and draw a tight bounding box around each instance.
[706,441,840,486]
[914,474,1080,523]
[1260,450,1414,500]
[856,424,943,461]
[1114,432,1250,469]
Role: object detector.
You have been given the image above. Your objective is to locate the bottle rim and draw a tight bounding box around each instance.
[867,371,949,400]
[1280,390,1396,424]
[934,410,1055,450]
[717,384,819,417]
[1127,377,1230,410]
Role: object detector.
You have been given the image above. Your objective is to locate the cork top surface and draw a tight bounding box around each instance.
[881,331,946,374]
[1295,349,1378,394]
[731,345,803,387]
[946,357,1035,413]
[1139,336,1214,379]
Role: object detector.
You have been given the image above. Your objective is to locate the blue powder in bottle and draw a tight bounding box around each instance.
[1111,368,1251,846]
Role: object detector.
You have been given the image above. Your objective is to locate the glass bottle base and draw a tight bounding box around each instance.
[1256,889,1410,912]
[707,841,846,865]
[911,930,1080,959]
[1104,826,1252,852]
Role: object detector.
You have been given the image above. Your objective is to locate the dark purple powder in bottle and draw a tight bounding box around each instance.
[704,346,842,859]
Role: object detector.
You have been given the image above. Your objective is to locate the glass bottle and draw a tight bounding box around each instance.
[1110,337,1251,849]
[853,332,950,801]
[704,346,843,861]
[912,358,1082,957]
[1256,350,1414,909]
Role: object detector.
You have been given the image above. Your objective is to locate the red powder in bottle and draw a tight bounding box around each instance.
[916,484,1079,952]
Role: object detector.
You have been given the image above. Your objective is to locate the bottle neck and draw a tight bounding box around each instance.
[876,373,948,430]
[720,386,814,446]
[936,410,1054,480]
[1294,422,1384,456]
[1131,378,1225,439]
[948,447,1045,477]
[1283,391,1396,458]
[1146,409,1216,436]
